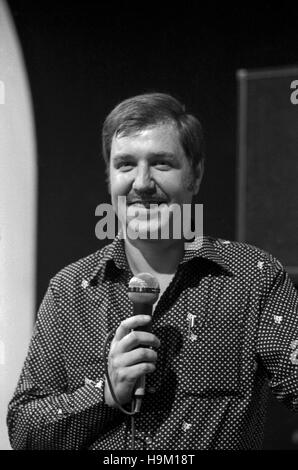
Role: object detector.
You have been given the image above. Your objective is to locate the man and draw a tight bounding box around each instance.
[7,93,298,450]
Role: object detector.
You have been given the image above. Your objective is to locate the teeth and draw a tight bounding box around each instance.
[141,203,161,207]
[128,201,167,208]
[133,202,164,205]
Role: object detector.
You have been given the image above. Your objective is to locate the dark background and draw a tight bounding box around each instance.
[7,0,298,449]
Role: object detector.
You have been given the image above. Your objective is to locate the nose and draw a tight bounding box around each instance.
[132,163,155,193]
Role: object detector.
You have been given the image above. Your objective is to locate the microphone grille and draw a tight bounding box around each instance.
[129,272,160,289]
[128,272,160,304]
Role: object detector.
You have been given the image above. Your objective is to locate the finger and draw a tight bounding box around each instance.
[115,315,152,341]
[112,347,158,368]
[116,362,156,383]
[117,331,160,353]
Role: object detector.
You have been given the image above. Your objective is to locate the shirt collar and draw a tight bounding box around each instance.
[88,234,232,284]
[87,233,128,284]
[182,236,232,273]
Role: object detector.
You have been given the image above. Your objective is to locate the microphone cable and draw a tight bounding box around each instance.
[103,329,140,449]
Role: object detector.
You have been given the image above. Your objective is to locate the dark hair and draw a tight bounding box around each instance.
[102,92,205,171]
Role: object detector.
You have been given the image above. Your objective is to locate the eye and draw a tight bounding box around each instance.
[154,161,172,170]
[116,161,134,171]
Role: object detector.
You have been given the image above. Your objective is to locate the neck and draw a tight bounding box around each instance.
[124,236,185,276]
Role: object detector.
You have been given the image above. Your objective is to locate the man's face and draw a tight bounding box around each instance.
[109,123,203,239]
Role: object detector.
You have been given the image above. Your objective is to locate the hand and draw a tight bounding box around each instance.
[104,315,160,407]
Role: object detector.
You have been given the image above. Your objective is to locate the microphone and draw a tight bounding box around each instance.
[128,273,160,411]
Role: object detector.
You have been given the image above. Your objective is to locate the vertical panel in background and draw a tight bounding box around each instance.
[237,66,298,285]
[237,67,298,449]
[0,0,37,449]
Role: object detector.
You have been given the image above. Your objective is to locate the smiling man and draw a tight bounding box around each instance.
[7,93,298,450]
[108,120,203,296]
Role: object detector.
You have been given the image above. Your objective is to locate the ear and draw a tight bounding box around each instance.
[192,159,204,195]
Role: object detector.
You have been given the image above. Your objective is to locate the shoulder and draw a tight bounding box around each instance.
[210,237,284,278]
[48,241,114,292]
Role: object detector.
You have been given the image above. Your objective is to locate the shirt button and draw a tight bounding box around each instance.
[145,436,153,445]
[148,386,156,394]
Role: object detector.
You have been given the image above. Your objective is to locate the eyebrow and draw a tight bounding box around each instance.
[112,152,177,162]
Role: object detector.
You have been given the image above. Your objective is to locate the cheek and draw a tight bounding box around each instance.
[109,175,132,217]
[155,172,194,201]
[109,173,131,197]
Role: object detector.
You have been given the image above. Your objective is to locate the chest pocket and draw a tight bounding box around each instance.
[176,308,245,397]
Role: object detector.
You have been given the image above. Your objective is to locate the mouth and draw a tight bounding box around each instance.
[127,200,167,208]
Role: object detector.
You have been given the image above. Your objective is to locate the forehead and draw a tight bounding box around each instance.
[110,124,184,157]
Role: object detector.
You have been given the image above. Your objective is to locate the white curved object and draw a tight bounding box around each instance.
[0,0,37,449]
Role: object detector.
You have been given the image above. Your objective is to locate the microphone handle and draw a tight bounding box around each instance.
[132,302,152,332]
[131,302,153,402]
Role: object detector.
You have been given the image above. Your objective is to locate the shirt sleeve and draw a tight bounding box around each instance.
[7,284,122,450]
[257,258,298,411]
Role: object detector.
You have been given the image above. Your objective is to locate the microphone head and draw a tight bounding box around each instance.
[128,272,160,305]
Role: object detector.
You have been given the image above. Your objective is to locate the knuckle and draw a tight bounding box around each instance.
[130,330,138,342]
[138,348,149,361]
[145,362,156,373]
[111,356,120,369]
[151,350,158,361]
[143,348,156,361]
[144,348,152,360]
[115,368,125,383]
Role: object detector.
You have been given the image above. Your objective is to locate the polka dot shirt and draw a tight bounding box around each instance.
[7,235,298,450]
